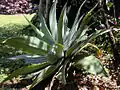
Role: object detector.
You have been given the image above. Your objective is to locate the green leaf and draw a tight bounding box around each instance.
[30,65,56,89]
[64,3,98,51]
[74,3,98,42]
[74,43,101,56]
[64,0,90,49]
[72,0,87,26]
[47,55,58,64]
[49,0,58,41]
[107,2,113,8]
[30,57,64,89]
[56,60,69,85]
[3,62,49,82]
[55,43,64,57]
[47,43,64,64]
[64,15,84,50]
[0,38,5,42]
[3,36,48,55]
[74,55,108,77]
[0,45,14,54]
[79,29,112,44]
[24,15,54,45]
[57,3,67,44]
[61,5,68,40]
[67,29,111,56]
[80,3,98,26]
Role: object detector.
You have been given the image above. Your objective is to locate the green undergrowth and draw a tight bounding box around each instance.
[0,14,35,38]
[0,14,35,82]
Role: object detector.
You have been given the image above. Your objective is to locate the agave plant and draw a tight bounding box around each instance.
[3,0,110,89]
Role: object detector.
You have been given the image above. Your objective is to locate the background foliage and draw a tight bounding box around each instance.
[0,0,32,14]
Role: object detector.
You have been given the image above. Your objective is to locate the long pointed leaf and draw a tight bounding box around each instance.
[63,0,87,49]
[67,29,111,56]
[47,43,64,64]
[49,0,58,41]
[30,66,56,89]
[30,57,64,89]
[57,3,67,44]
[65,4,99,49]
[3,62,49,82]
[57,60,69,85]
[72,0,87,26]
[74,55,108,77]
[3,36,48,55]
[24,15,54,45]
[64,15,84,50]
[77,3,98,38]
[74,43,101,56]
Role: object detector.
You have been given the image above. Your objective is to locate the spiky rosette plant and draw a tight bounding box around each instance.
[3,0,110,89]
